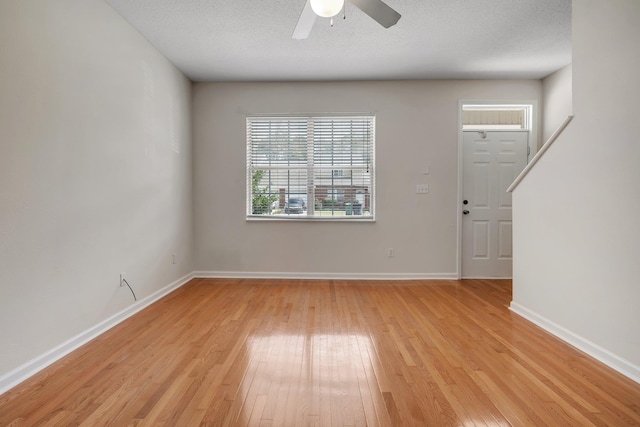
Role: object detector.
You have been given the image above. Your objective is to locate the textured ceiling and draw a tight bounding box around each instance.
[104,0,572,82]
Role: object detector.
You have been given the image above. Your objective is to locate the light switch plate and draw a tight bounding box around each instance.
[416,184,429,194]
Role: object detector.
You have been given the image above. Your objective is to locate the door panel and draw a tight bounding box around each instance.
[474,163,490,207]
[472,221,490,258]
[462,131,528,278]
[499,164,517,207]
[497,220,513,259]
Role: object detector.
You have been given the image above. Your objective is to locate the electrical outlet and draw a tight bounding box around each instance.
[120,272,126,287]
[388,248,395,258]
[172,253,177,264]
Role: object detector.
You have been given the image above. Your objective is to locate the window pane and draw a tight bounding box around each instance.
[250,168,308,215]
[313,118,372,168]
[249,119,308,167]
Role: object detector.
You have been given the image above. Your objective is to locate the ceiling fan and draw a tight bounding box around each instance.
[293,0,401,39]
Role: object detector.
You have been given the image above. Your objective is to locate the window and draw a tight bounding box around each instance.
[247,115,375,220]
[462,105,532,130]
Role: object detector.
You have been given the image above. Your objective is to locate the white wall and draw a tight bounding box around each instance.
[0,0,193,380]
[542,64,573,146]
[512,0,640,380]
[193,80,541,277]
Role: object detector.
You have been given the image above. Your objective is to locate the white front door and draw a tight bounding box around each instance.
[462,131,528,278]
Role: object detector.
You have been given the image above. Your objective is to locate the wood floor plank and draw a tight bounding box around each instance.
[1,279,639,426]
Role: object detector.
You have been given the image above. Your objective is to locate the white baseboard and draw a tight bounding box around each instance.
[193,271,459,281]
[0,272,194,395]
[510,301,640,384]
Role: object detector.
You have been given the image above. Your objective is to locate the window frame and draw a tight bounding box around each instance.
[246,114,376,222]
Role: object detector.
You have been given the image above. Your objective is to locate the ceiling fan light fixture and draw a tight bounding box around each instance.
[309,0,344,18]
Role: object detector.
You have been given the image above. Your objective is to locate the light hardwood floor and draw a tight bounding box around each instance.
[0,279,639,426]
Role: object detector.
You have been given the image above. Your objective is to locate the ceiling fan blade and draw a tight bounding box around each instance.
[349,0,401,28]
[292,0,317,39]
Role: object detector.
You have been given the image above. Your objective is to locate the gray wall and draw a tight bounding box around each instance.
[512,0,640,380]
[192,80,541,277]
[542,64,573,146]
[0,0,194,378]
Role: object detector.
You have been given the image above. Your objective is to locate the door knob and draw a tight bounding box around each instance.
[463,210,470,215]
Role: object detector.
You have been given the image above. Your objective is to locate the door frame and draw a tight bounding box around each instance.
[456,100,539,279]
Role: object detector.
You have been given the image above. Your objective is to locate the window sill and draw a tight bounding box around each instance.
[246,215,375,223]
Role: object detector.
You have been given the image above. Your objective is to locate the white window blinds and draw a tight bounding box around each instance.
[247,115,375,220]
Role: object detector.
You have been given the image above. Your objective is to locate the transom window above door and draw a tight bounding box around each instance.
[462,105,532,130]
[246,115,375,221]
